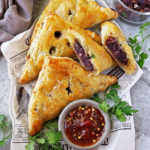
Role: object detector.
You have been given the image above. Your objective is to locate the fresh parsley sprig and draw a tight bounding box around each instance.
[0,114,12,146]
[91,83,138,122]
[129,21,150,68]
[25,119,62,150]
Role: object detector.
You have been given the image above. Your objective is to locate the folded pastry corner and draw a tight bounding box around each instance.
[101,21,136,74]
[28,56,117,136]
[65,28,117,73]
[19,14,102,84]
[32,0,118,37]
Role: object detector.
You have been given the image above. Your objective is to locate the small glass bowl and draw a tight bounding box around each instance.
[114,0,150,24]
[58,99,110,150]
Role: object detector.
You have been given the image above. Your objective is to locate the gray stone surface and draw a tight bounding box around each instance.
[0,0,150,150]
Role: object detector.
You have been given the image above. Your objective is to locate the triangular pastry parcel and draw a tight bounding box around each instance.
[101,21,136,74]
[32,0,118,40]
[65,28,116,73]
[28,56,117,135]
[19,14,102,84]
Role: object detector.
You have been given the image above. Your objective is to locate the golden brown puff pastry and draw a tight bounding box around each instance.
[31,0,118,41]
[28,56,117,136]
[19,14,101,84]
[65,28,116,73]
[101,21,136,74]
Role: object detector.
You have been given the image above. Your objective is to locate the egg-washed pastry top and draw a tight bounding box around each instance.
[28,56,117,136]
[32,0,118,41]
[101,21,136,74]
[65,28,117,73]
[19,14,102,84]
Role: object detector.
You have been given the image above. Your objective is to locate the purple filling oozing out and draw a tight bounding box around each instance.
[73,40,94,71]
[106,36,128,65]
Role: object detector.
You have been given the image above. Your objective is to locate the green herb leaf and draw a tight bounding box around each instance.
[91,54,96,58]
[139,22,150,30]
[140,52,148,59]
[135,45,141,54]
[25,141,35,150]
[52,143,63,150]
[129,37,136,44]
[91,83,138,122]
[99,102,110,113]
[115,101,128,109]
[129,21,150,68]
[0,114,12,147]
[26,120,62,150]
[37,138,45,144]
[111,83,120,89]
[46,120,58,130]
[46,131,62,145]
[40,143,49,150]
[0,115,5,129]
[137,52,148,68]
[106,89,121,104]
[121,106,138,116]
[91,93,102,103]
[0,141,5,146]
[137,59,144,68]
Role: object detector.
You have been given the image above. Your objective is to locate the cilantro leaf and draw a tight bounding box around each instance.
[46,120,58,130]
[26,120,62,150]
[111,83,120,89]
[129,37,136,44]
[129,21,150,68]
[138,52,148,68]
[0,141,5,146]
[25,141,35,150]
[139,22,150,30]
[135,45,141,54]
[99,101,110,113]
[46,131,62,145]
[105,89,121,104]
[37,138,45,144]
[52,143,63,150]
[40,143,49,150]
[0,114,12,147]
[91,83,138,122]
[121,106,138,116]
[137,59,144,68]
[91,93,102,103]
[0,114,5,129]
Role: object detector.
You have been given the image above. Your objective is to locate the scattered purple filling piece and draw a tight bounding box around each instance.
[106,36,128,65]
[73,40,94,71]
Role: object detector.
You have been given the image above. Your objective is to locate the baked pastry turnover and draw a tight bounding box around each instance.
[28,56,117,135]
[101,21,136,74]
[32,0,118,41]
[65,28,116,73]
[19,14,101,84]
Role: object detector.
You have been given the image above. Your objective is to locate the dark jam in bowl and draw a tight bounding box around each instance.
[64,105,105,147]
[115,0,150,23]
[121,0,150,12]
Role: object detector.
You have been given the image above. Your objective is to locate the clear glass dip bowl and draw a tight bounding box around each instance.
[114,0,150,24]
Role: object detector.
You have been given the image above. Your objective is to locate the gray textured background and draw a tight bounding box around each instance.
[0,0,150,150]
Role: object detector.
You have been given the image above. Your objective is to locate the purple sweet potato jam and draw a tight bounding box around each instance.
[106,36,128,65]
[121,0,150,12]
[73,40,94,71]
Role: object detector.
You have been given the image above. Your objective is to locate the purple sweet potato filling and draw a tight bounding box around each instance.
[73,40,94,71]
[106,36,128,65]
